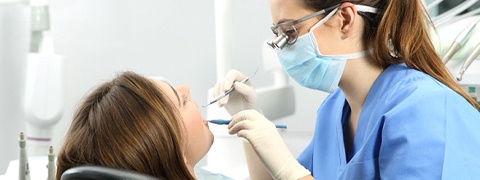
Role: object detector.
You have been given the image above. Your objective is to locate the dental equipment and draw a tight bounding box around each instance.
[207,119,287,129]
[47,146,55,180]
[442,20,478,64]
[433,0,479,27]
[19,132,31,180]
[2,133,57,179]
[426,0,444,11]
[24,0,65,156]
[203,67,259,107]
[437,8,480,28]
[457,41,480,81]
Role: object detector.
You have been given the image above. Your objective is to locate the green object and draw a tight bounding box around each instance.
[469,87,476,93]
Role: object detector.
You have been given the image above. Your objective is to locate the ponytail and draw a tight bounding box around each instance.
[372,0,479,110]
[302,0,479,110]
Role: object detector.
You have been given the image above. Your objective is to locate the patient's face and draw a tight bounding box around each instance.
[150,79,214,165]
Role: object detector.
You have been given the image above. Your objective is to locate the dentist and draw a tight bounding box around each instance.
[212,0,480,179]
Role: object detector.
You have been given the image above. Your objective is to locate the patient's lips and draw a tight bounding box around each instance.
[203,120,209,127]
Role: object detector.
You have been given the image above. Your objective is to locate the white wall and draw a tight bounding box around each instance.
[1,0,323,173]
[0,3,30,174]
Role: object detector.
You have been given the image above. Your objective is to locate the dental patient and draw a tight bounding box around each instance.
[56,71,217,180]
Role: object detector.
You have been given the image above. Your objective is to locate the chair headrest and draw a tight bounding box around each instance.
[60,165,163,180]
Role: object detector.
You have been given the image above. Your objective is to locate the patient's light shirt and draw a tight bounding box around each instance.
[194,166,236,180]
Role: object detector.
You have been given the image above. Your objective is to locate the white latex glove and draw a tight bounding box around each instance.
[212,69,261,115]
[228,110,311,180]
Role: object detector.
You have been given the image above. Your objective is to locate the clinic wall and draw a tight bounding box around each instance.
[0,0,322,173]
[0,4,29,174]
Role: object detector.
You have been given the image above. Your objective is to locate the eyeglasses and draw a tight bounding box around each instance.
[267,5,340,50]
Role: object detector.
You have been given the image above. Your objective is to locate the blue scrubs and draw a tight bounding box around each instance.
[297,63,480,179]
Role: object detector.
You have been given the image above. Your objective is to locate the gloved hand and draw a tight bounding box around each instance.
[228,110,311,180]
[211,69,261,115]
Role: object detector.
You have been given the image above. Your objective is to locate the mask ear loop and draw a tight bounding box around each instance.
[312,5,378,30]
[310,5,379,59]
[355,4,379,23]
[355,5,379,14]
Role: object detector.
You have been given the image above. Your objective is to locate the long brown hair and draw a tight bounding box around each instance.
[303,0,479,109]
[56,71,195,180]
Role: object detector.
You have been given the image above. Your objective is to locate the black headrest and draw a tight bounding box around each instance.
[60,165,163,180]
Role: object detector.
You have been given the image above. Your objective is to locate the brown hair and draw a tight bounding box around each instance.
[303,0,479,109]
[56,71,195,180]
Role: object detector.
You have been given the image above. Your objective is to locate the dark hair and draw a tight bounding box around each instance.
[302,0,479,109]
[56,71,195,180]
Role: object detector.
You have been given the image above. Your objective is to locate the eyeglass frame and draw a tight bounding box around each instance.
[268,4,340,49]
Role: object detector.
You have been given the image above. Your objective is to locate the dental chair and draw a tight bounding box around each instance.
[60,165,164,180]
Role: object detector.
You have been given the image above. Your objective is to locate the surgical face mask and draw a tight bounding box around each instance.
[275,5,377,93]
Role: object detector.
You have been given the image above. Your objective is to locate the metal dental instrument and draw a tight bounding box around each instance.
[442,20,478,64]
[456,41,480,81]
[207,119,288,129]
[203,67,259,107]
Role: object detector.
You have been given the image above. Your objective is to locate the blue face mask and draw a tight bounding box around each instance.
[275,5,377,93]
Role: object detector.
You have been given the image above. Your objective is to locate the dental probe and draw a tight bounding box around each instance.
[207,119,288,129]
[442,20,478,64]
[456,42,480,81]
[203,67,259,107]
